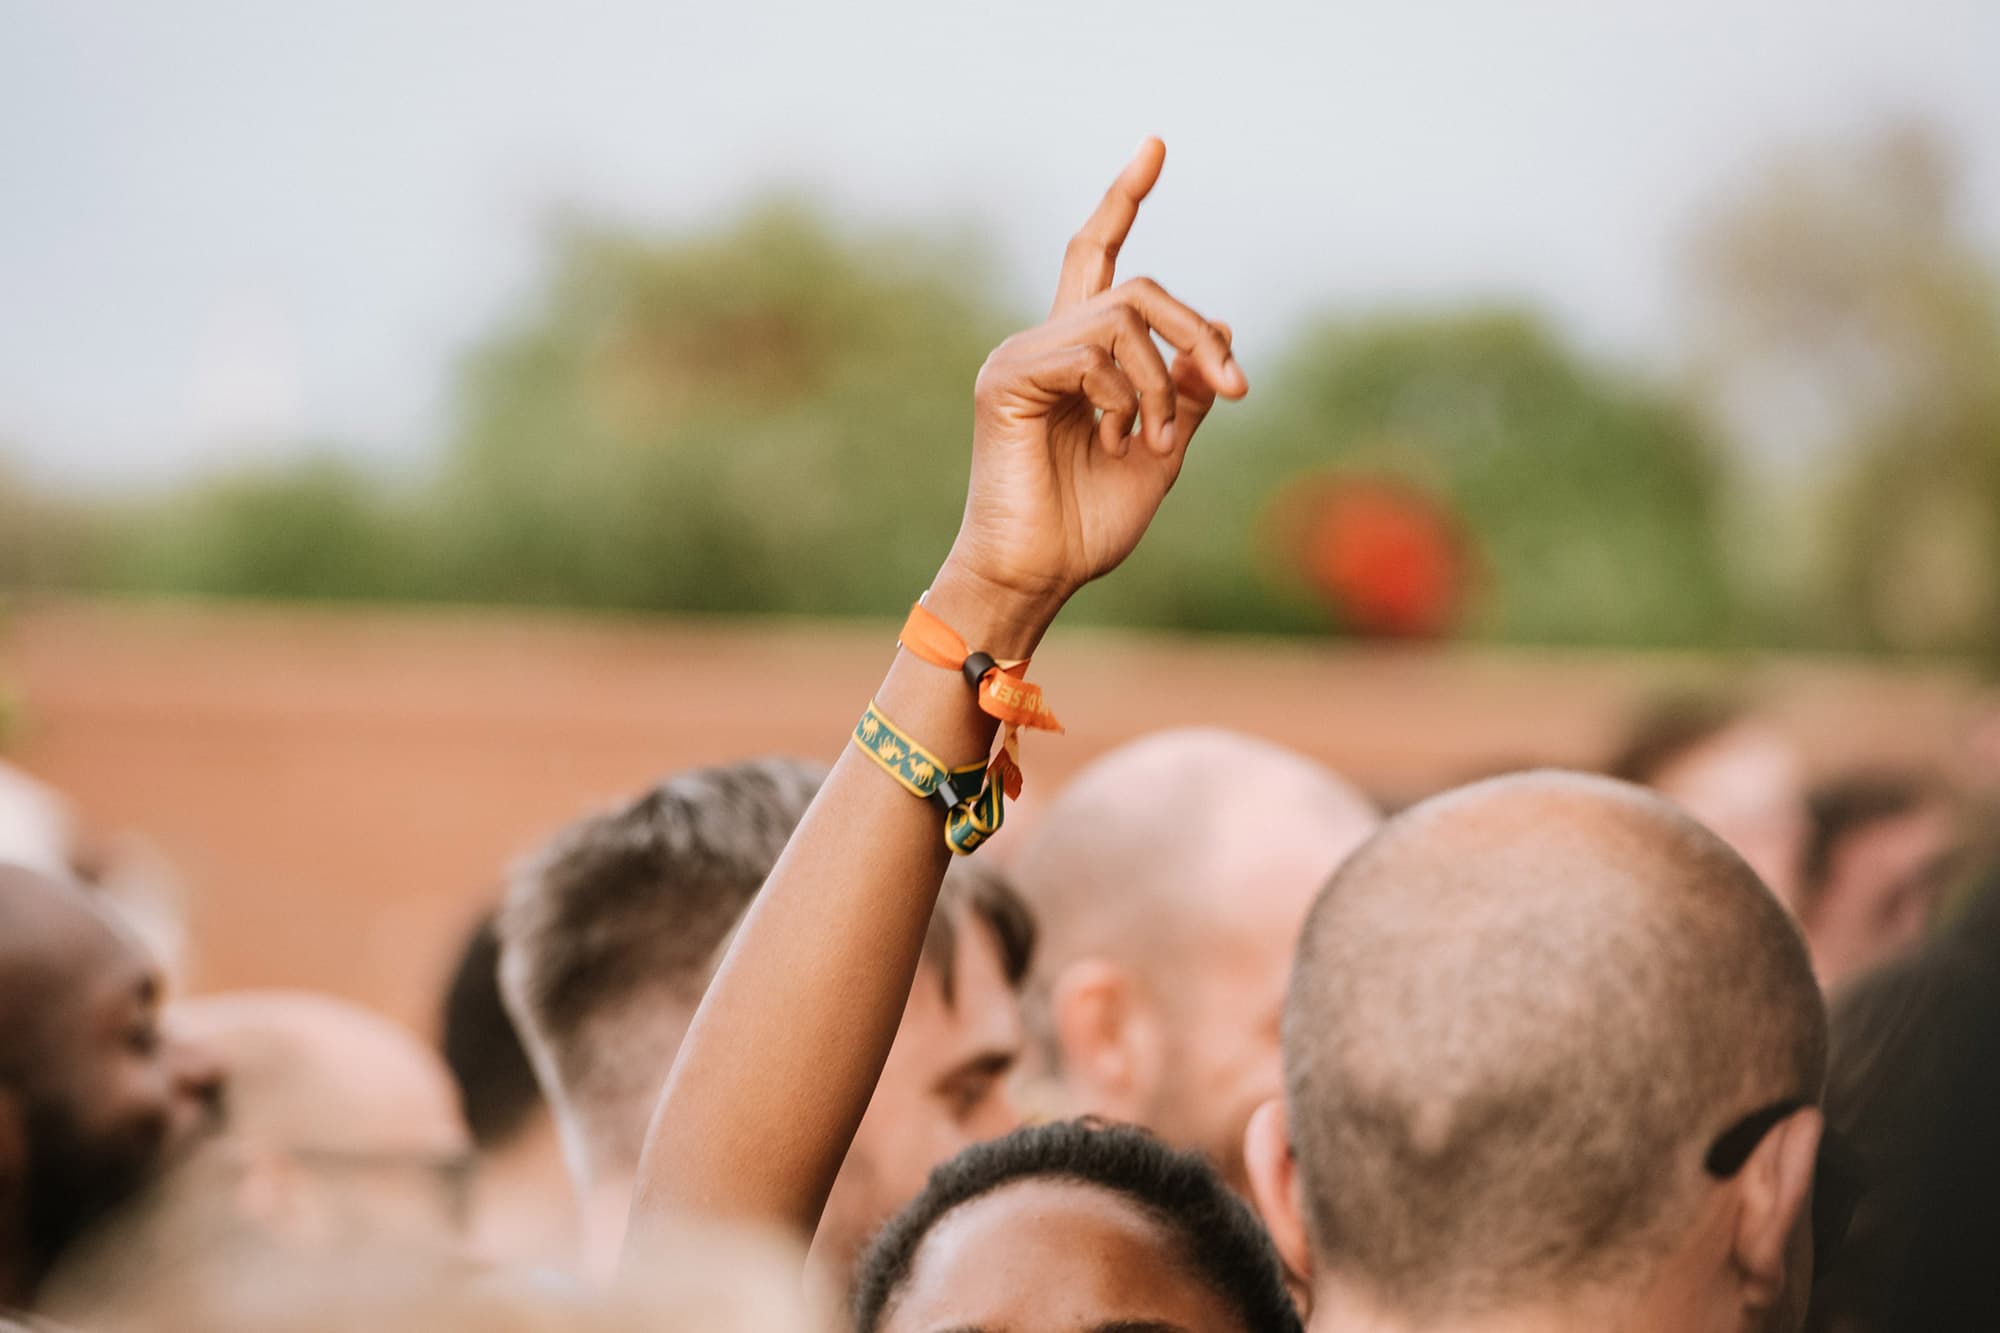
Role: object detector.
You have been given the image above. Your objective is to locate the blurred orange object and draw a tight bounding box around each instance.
[1293,475,1468,639]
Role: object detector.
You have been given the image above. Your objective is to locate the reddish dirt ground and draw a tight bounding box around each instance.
[0,599,1982,1035]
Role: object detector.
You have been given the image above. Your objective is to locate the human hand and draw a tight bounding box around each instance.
[940,138,1247,626]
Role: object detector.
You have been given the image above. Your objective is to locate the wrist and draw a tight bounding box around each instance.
[925,558,1068,660]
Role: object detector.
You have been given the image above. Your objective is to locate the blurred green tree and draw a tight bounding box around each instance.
[424,202,1011,615]
[36,200,1751,650]
[1085,309,1737,647]
[105,458,417,600]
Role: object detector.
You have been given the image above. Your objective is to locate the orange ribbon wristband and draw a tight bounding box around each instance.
[899,599,1063,802]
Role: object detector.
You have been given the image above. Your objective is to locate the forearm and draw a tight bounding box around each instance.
[621,133,1240,1266]
[625,561,1060,1249]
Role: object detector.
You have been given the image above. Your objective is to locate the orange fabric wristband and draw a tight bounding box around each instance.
[899,599,1063,800]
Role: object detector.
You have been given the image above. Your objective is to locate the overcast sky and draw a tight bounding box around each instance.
[3,0,1997,490]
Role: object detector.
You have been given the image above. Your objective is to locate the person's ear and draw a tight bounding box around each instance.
[1732,1106,1823,1310]
[1049,959,1162,1123]
[1245,1097,1314,1288]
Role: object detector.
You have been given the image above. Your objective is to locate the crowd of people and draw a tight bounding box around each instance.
[3,140,1998,1333]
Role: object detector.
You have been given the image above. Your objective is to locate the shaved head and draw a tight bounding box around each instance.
[1011,729,1378,1190]
[1282,771,1825,1321]
[39,992,471,1326]
[1015,729,1378,970]
[170,991,468,1161]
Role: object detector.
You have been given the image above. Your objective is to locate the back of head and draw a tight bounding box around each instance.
[1010,729,1377,1193]
[438,910,579,1268]
[498,757,825,1185]
[1013,727,1378,1038]
[498,757,1034,1195]
[853,1120,1300,1333]
[1283,771,1826,1322]
[172,989,467,1161]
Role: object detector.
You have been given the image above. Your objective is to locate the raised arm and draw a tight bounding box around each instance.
[624,138,1246,1261]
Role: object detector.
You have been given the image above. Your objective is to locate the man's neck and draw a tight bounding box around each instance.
[468,1116,579,1270]
[1305,1280,1660,1333]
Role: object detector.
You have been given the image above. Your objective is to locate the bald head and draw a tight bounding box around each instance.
[1011,730,1378,1191]
[1015,728,1379,979]
[170,991,467,1162]
[38,993,468,1325]
[1281,771,1825,1321]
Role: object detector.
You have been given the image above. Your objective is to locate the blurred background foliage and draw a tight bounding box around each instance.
[7,123,1997,658]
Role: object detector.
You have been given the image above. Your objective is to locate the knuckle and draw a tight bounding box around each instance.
[1121,275,1163,300]
[973,348,1012,403]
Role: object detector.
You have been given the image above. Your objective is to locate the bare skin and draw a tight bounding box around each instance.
[1241,773,1827,1333]
[623,138,1247,1319]
[1802,801,1959,989]
[1012,731,1378,1195]
[0,863,223,1307]
[1650,721,1808,911]
[813,920,1027,1278]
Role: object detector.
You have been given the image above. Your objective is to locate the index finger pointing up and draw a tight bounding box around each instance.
[1051,137,1166,315]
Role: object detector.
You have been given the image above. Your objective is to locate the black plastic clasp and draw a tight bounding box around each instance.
[960,651,998,690]
[931,772,968,813]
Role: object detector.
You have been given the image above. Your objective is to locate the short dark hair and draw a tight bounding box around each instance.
[499,757,1036,1175]
[498,758,826,1171]
[438,911,543,1151]
[851,1119,1301,1333]
[924,859,1035,1005]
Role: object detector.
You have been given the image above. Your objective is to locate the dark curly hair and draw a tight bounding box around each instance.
[850,1119,1301,1333]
